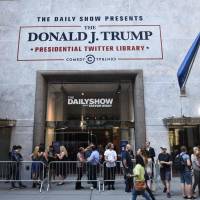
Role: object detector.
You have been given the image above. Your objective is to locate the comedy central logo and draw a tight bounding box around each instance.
[85,54,95,64]
[68,96,113,108]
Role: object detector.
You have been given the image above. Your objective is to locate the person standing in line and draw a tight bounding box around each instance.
[158,147,172,198]
[122,144,134,192]
[85,143,94,183]
[87,145,100,189]
[178,146,194,199]
[104,143,117,190]
[145,141,155,178]
[38,144,48,182]
[7,146,15,181]
[56,145,68,185]
[31,146,40,188]
[10,145,26,189]
[191,146,200,197]
[47,145,57,182]
[75,147,85,190]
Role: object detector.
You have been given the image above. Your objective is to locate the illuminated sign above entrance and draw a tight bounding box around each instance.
[67,96,113,108]
[17,21,163,63]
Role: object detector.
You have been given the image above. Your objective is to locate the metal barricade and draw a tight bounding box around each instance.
[102,160,136,191]
[0,161,46,192]
[47,161,101,192]
[102,160,123,191]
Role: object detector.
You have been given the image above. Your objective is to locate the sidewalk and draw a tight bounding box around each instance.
[0,178,198,200]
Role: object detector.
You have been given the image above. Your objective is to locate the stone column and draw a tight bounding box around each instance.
[45,93,56,148]
[134,72,146,150]
[33,73,47,147]
[120,83,129,141]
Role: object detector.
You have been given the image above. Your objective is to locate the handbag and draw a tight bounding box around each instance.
[134,181,146,191]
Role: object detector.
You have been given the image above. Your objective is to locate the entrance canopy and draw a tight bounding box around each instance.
[163,116,200,128]
[0,119,16,128]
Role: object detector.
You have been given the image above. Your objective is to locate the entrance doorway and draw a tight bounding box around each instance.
[45,82,134,159]
[33,70,146,151]
[0,127,12,160]
[169,126,200,154]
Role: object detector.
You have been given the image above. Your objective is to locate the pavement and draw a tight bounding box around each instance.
[0,178,199,200]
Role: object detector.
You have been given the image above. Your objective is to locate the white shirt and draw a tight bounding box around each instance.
[104,149,117,167]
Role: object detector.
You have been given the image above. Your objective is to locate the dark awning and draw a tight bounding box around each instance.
[0,119,16,128]
[163,117,200,128]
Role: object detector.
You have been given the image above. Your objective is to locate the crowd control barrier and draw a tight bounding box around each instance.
[47,161,101,192]
[102,160,136,191]
[0,160,158,192]
[0,161,46,192]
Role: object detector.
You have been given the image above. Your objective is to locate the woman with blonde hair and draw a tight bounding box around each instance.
[56,145,68,185]
[31,146,40,188]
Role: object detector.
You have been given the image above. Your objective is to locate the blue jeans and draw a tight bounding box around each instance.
[132,189,151,200]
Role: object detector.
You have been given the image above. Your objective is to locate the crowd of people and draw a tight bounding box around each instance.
[6,142,200,199]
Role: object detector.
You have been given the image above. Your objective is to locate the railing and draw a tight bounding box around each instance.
[0,161,46,192]
[0,160,159,192]
[102,160,132,191]
[47,161,101,192]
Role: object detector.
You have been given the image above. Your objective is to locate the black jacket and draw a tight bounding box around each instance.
[147,147,155,162]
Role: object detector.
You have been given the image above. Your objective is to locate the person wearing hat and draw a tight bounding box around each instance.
[158,147,172,198]
[10,145,26,189]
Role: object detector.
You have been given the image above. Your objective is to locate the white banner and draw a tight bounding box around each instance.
[17,25,163,63]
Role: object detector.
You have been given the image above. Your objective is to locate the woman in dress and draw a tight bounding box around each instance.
[31,146,40,188]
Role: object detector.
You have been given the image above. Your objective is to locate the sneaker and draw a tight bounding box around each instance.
[167,193,171,198]
[163,187,167,193]
[9,186,18,190]
[111,186,115,190]
[57,182,64,186]
[19,185,26,189]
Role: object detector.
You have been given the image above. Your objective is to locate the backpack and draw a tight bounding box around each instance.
[173,154,186,171]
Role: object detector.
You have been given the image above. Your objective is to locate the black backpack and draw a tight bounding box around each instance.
[173,154,186,171]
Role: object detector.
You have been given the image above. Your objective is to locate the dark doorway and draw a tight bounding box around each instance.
[0,127,12,160]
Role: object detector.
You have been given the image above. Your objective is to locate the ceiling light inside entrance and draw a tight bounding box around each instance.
[116,84,121,94]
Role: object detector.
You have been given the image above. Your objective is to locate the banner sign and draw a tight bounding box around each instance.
[17,25,163,63]
[67,96,113,108]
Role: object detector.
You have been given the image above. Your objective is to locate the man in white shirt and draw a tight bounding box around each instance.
[104,143,117,190]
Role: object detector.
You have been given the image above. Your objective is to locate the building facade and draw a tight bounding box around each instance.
[0,0,200,159]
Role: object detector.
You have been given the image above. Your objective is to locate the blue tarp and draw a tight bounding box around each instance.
[177,32,200,89]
